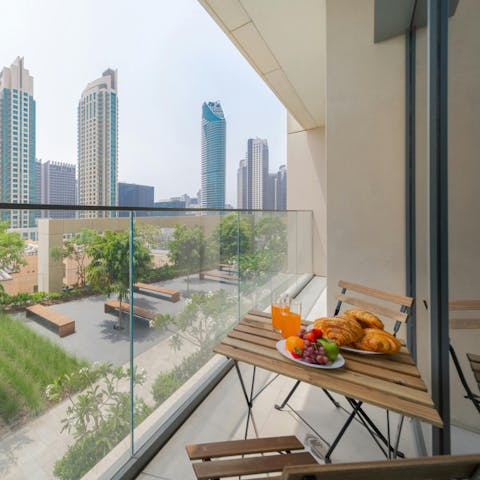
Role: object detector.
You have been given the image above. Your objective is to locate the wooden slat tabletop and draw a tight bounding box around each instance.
[214,311,443,428]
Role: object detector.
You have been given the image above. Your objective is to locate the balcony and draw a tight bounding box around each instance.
[1,0,480,478]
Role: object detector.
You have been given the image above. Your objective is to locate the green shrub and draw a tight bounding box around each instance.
[53,396,152,480]
[151,349,213,404]
[142,264,180,283]
[49,363,152,480]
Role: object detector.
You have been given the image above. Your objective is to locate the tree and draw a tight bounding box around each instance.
[254,215,287,271]
[211,213,252,263]
[50,229,97,288]
[0,221,26,272]
[168,224,206,295]
[86,230,152,329]
[151,289,236,352]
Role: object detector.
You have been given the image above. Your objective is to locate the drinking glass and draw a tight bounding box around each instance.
[281,301,302,338]
[271,294,290,330]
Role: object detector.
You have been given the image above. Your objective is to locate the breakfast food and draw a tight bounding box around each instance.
[343,309,384,330]
[285,327,340,365]
[313,316,363,346]
[350,328,401,353]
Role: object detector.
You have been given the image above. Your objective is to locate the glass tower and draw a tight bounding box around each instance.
[201,101,226,209]
[0,57,36,227]
[78,69,118,217]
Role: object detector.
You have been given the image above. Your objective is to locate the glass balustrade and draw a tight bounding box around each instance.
[0,206,312,479]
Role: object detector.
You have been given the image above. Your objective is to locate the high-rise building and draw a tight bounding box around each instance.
[78,69,118,217]
[237,159,247,209]
[274,164,287,210]
[264,173,276,210]
[247,138,269,209]
[118,182,154,217]
[201,101,226,209]
[40,160,77,219]
[0,57,36,227]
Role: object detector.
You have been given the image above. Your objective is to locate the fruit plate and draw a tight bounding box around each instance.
[340,345,385,355]
[276,340,345,369]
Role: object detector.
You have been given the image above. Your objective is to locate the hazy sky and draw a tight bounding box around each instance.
[0,0,286,207]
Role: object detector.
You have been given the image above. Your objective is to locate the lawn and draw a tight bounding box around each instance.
[0,313,87,423]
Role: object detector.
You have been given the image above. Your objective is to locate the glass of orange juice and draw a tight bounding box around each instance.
[271,302,289,331]
[281,301,302,338]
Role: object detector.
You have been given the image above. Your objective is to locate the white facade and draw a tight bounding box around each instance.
[247,137,268,209]
[0,57,36,227]
[77,69,118,217]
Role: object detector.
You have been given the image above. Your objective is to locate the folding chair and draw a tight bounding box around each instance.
[186,435,317,480]
[275,280,414,462]
[282,453,480,480]
[449,300,480,414]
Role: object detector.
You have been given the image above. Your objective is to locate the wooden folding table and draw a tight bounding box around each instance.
[214,310,443,462]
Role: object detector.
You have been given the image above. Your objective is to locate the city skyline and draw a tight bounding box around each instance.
[0,0,286,208]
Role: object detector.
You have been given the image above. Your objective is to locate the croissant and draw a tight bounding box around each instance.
[313,316,363,346]
[351,328,401,353]
[343,309,384,330]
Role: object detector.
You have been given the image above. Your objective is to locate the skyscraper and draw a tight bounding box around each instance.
[201,101,225,209]
[40,160,77,219]
[237,158,247,209]
[0,57,36,227]
[118,182,154,217]
[78,69,118,217]
[274,164,287,210]
[247,138,269,209]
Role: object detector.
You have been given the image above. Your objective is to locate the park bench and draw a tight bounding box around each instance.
[133,282,180,302]
[104,300,156,323]
[199,270,239,283]
[218,263,236,273]
[26,304,75,337]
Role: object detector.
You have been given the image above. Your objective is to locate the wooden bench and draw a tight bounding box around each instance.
[199,270,239,282]
[282,453,480,479]
[26,304,75,337]
[186,435,317,480]
[218,263,236,273]
[104,300,156,322]
[133,282,180,302]
[449,300,480,414]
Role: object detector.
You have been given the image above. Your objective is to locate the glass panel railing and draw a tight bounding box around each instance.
[0,206,312,479]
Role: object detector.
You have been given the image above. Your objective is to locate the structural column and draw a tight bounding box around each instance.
[428,0,450,455]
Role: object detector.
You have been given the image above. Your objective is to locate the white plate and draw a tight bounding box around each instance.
[340,345,385,355]
[276,340,345,369]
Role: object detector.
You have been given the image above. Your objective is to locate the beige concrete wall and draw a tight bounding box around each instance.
[325,0,406,313]
[287,114,326,276]
[415,0,480,432]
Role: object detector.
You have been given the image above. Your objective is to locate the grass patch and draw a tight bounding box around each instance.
[0,313,87,423]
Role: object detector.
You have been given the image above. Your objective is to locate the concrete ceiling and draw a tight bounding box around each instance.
[199,0,326,130]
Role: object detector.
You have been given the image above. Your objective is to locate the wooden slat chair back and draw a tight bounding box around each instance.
[186,435,317,480]
[449,301,480,414]
[334,280,414,337]
[281,453,480,480]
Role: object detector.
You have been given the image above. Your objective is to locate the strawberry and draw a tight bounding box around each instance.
[311,328,323,338]
[304,332,317,342]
